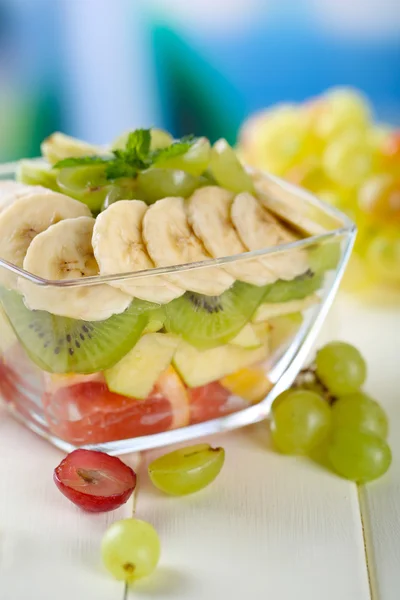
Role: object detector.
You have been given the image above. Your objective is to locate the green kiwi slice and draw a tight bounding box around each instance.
[0,290,157,374]
[262,271,323,304]
[308,240,341,275]
[164,282,266,350]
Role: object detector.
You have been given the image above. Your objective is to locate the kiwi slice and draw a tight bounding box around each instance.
[308,240,341,275]
[262,271,323,304]
[164,282,266,350]
[0,290,157,374]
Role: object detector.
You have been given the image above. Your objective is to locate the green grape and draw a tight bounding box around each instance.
[101,518,160,582]
[316,189,341,207]
[201,169,218,185]
[271,389,293,414]
[328,430,391,483]
[359,174,400,225]
[332,392,388,439]
[150,128,174,150]
[137,168,200,204]
[380,131,400,176]
[316,186,354,210]
[292,162,328,193]
[369,124,391,153]
[111,128,173,151]
[210,138,255,193]
[148,443,225,495]
[366,229,400,283]
[315,342,367,396]
[271,390,331,455]
[315,88,371,141]
[322,131,374,188]
[101,177,146,210]
[256,105,311,174]
[17,159,59,191]
[57,165,111,211]
[155,137,211,176]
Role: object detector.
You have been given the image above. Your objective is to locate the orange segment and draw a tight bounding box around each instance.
[221,366,272,404]
[156,366,190,430]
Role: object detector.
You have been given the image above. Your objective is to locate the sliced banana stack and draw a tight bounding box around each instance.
[0,191,91,289]
[187,186,276,286]
[93,200,184,304]
[142,196,234,295]
[20,216,131,321]
[232,192,309,280]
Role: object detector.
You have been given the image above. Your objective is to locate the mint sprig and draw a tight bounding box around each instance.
[106,129,153,178]
[53,129,198,180]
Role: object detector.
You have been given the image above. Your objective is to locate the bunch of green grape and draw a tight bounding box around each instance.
[238,87,400,298]
[271,341,391,483]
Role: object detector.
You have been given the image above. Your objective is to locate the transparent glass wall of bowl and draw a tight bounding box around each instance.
[0,163,355,454]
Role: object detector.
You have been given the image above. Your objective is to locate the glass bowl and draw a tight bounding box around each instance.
[0,163,355,455]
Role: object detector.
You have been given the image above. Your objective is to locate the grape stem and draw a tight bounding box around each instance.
[292,365,337,405]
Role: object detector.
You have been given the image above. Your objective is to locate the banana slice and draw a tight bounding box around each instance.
[0,182,54,214]
[0,181,33,213]
[20,216,131,321]
[92,200,184,304]
[41,132,104,165]
[187,186,275,286]
[232,192,309,280]
[0,191,91,289]
[253,174,337,235]
[142,196,234,295]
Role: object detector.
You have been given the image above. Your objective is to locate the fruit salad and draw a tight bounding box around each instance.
[0,128,353,451]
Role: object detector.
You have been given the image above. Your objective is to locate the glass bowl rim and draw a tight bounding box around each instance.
[0,161,355,288]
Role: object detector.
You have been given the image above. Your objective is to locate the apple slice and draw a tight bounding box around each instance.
[229,323,262,349]
[173,335,269,388]
[251,294,318,323]
[105,333,180,400]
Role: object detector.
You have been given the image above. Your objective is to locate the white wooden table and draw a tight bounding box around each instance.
[0,295,399,600]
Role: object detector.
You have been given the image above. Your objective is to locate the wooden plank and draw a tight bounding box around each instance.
[129,427,370,600]
[0,410,136,600]
[325,297,400,600]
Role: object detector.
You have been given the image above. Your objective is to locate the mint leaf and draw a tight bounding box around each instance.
[106,160,138,179]
[53,156,109,169]
[153,135,197,163]
[108,129,153,178]
[126,129,151,162]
